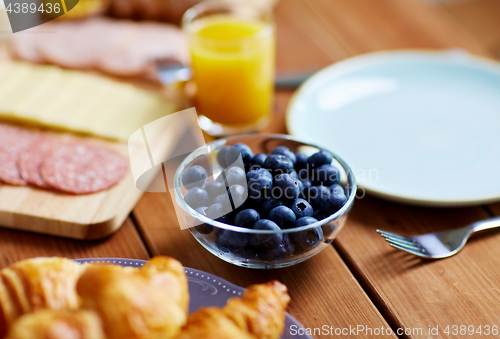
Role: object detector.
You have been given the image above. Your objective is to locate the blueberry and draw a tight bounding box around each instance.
[215,173,228,187]
[250,153,267,170]
[289,170,298,180]
[322,191,347,215]
[294,216,318,227]
[273,173,300,202]
[214,193,229,205]
[193,207,213,234]
[233,143,254,163]
[234,209,260,228]
[238,246,259,260]
[312,164,340,186]
[264,154,294,177]
[249,219,282,248]
[295,152,308,171]
[298,168,309,181]
[321,223,337,238]
[261,198,283,217]
[217,146,232,168]
[206,203,232,223]
[184,187,209,209]
[194,223,213,234]
[300,179,312,195]
[303,185,330,210]
[228,184,247,209]
[216,213,234,225]
[329,184,345,195]
[224,144,253,168]
[226,166,246,187]
[181,165,207,189]
[313,209,327,221]
[205,181,226,200]
[258,234,295,261]
[268,206,296,229]
[297,179,304,194]
[307,150,333,169]
[271,146,296,165]
[195,206,208,216]
[216,230,248,250]
[290,198,314,219]
[224,146,244,168]
[292,217,323,251]
[247,167,273,181]
[247,168,273,204]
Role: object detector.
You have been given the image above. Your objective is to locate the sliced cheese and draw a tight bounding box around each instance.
[0,62,179,140]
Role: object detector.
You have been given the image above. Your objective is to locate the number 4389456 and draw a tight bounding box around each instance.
[6,2,61,14]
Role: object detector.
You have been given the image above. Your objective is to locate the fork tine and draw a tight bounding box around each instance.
[376,229,411,241]
[384,237,421,251]
[379,233,415,245]
[390,243,427,257]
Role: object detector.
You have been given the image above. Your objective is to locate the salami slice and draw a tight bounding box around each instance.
[40,143,127,194]
[0,125,38,185]
[17,137,55,188]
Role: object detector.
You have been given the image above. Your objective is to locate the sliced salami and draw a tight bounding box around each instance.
[40,143,128,194]
[17,137,55,188]
[0,125,39,185]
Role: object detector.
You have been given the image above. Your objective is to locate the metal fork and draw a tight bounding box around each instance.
[377,216,500,259]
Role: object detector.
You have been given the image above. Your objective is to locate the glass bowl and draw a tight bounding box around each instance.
[174,134,356,269]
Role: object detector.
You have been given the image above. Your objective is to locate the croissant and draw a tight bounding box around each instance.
[0,258,85,338]
[175,308,256,339]
[4,310,105,339]
[139,256,189,315]
[177,281,290,339]
[76,256,188,339]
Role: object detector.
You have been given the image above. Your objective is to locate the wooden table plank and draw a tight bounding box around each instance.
[299,0,490,57]
[439,0,500,58]
[0,218,150,269]
[336,198,500,337]
[133,192,394,338]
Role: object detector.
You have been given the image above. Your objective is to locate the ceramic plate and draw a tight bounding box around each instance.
[75,258,311,339]
[287,50,500,206]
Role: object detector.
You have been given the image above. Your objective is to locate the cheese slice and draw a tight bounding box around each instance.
[0,61,179,141]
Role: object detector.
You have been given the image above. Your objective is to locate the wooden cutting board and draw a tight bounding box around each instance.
[0,133,147,239]
[0,54,186,239]
[0,123,184,239]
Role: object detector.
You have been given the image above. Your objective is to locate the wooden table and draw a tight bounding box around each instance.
[1,0,500,338]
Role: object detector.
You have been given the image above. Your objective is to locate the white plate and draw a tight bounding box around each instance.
[287,50,500,206]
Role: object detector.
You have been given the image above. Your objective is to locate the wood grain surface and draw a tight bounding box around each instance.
[336,199,500,337]
[441,0,500,58]
[0,217,149,269]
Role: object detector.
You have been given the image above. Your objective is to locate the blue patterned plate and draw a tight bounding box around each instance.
[75,258,311,339]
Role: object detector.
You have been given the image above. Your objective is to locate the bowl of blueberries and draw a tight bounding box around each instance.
[174,134,356,269]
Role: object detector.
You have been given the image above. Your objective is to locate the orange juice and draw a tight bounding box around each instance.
[188,15,275,127]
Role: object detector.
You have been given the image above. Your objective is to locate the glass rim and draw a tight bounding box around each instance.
[174,133,357,235]
[181,0,276,47]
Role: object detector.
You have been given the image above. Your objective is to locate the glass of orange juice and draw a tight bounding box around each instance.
[182,0,275,136]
